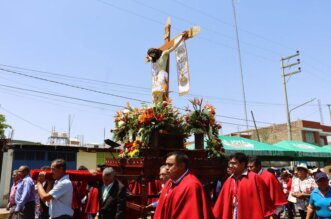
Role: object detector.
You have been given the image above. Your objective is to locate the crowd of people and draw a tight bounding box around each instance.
[5,152,331,219]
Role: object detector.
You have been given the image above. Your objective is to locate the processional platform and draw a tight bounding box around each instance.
[105,147,226,218]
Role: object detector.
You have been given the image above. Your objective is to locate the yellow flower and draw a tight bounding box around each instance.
[128,149,139,157]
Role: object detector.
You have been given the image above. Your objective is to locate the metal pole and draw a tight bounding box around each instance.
[328,104,331,124]
[103,128,106,147]
[318,99,324,124]
[251,111,260,142]
[231,0,249,129]
[281,59,292,140]
[68,114,71,145]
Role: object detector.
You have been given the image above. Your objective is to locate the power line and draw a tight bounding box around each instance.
[0,83,261,128]
[0,63,150,91]
[94,0,278,63]
[0,105,50,133]
[1,63,318,107]
[1,65,323,126]
[0,86,117,114]
[1,67,276,125]
[170,0,331,83]
[171,0,295,51]
[131,0,284,57]
[0,68,151,104]
[0,83,124,108]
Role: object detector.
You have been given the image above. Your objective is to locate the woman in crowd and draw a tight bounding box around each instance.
[306,172,331,219]
[280,170,296,219]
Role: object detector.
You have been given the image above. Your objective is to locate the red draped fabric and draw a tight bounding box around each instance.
[84,187,99,215]
[30,169,102,181]
[259,170,287,207]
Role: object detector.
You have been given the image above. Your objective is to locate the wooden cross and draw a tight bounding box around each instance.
[151,17,200,100]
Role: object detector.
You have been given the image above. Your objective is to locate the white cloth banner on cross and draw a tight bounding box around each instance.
[175,40,190,96]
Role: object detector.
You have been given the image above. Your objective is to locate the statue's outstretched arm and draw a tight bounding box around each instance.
[164,31,188,54]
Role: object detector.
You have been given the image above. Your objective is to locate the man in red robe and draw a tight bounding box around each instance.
[213,153,275,219]
[248,157,288,219]
[154,151,214,219]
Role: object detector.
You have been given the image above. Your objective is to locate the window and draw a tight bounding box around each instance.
[47,152,76,162]
[320,137,326,145]
[35,151,45,160]
[306,131,315,144]
[14,151,25,160]
[25,151,35,160]
[48,152,57,161]
[57,153,66,160]
[67,153,75,162]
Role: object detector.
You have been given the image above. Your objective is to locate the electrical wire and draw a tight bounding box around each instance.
[0,105,50,133]
[0,68,151,104]
[0,83,262,128]
[1,67,278,125]
[1,65,321,125]
[0,83,124,108]
[1,63,319,107]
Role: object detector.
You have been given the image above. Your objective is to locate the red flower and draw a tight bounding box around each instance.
[124,142,133,148]
[147,108,153,115]
[155,114,164,122]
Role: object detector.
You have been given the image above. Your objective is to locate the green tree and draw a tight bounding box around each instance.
[0,114,11,138]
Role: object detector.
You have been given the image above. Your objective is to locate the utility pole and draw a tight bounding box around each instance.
[327,104,331,124]
[251,111,260,142]
[281,51,301,140]
[103,128,106,147]
[318,99,324,124]
[68,114,74,145]
[231,0,249,129]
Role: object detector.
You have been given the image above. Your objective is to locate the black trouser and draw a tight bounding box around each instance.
[22,201,35,219]
[298,209,307,219]
[286,201,296,219]
[52,215,72,219]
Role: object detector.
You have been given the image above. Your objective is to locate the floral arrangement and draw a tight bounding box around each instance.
[111,100,188,158]
[185,98,224,158]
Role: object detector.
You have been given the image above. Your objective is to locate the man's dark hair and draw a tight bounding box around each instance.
[41,165,51,171]
[147,48,163,63]
[78,165,88,170]
[267,168,276,175]
[167,151,189,169]
[52,159,67,171]
[229,153,248,167]
[248,156,261,167]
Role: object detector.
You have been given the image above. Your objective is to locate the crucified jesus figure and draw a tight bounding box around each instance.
[146,31,189,103]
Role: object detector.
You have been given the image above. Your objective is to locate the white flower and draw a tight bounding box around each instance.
[123,109,130,114]
[118,121,125,127]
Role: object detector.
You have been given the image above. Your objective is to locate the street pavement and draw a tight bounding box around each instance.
[0,208,9,219]
[0,208,303,219]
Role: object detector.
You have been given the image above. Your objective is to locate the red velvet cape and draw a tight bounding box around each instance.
[213,171,275,219]
[154,173,214,219]
[259,170,287,206]
[85,187,99,214]
[30,170,102,181]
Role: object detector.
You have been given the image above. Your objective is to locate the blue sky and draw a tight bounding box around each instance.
[0,0,330,144]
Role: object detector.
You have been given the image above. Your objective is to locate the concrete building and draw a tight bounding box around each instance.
[229,120,331,145]
[0,140,119,207]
